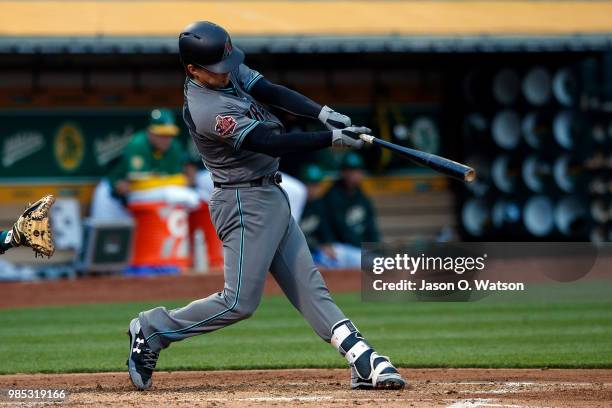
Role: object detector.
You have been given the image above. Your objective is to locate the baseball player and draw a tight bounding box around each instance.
[90,108,187,220]
[317,152,379,268]
[0,195,55,257]
[127,21,406,391]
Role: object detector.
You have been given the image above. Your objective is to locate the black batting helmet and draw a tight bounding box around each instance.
[178,21,244,74]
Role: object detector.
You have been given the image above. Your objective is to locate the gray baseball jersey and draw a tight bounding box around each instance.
[183,64,283,184]
[138,65,348,352]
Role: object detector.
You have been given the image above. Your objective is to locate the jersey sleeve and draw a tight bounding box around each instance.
[235,64,263,93]
[200,102,260,151]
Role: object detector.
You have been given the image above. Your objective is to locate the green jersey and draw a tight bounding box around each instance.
[107,130,185,189]
[323,181,380,246]
[299,198,334,250]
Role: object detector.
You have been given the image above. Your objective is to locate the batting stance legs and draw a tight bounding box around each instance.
[127,183,405,390]
[140,184,345,348]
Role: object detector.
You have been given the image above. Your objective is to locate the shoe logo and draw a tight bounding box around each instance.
[132,337,145,353]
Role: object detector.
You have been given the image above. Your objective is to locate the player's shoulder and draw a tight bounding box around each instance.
[185,95,241,140]
[189,91,248,124]
[186,81,243,109]
[234,63,263,92]
[125,130,149,152]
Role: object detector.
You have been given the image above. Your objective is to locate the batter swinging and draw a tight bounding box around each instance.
[127,21,406,391]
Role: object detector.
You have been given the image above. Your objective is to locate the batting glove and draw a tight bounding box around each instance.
[319,105,352,130]
[332,126,370,149]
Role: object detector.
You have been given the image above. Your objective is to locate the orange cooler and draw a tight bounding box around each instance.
[128,201,190,270]
[189,201,224,271]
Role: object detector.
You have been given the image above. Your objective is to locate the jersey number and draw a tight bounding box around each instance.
[247,104,264,122]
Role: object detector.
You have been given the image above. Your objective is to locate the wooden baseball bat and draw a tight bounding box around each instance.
[359,134,476,183]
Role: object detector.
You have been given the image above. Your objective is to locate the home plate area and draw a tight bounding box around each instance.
[1,368,610,407]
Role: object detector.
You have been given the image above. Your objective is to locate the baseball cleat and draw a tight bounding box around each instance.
[373,372,406,390]
[350,353,406,390]
[350,366,374,389]
[126,318,159,391]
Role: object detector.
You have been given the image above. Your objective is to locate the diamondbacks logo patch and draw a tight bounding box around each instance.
[215,115,237,137]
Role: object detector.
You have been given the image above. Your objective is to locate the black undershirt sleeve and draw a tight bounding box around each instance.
[241,123,332,157]
[249,77,322,119]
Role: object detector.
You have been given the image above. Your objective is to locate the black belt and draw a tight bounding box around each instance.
[213,172,283,189]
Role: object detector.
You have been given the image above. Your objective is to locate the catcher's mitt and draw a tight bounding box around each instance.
[11,195,56,258]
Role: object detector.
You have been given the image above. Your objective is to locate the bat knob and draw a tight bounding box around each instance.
[464,168,477,183]
[359,134,375,144]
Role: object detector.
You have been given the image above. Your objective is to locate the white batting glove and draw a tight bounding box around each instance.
[319,105,352,130]
[332,126,370,149]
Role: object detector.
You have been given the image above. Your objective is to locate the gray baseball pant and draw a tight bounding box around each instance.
[139,183,347,352]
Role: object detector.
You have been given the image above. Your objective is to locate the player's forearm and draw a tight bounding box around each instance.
[241,124,369,156]
[250,78,322,119]
[241,124,331,156]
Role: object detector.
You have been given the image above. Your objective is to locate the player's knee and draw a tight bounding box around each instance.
[231,303,257,320]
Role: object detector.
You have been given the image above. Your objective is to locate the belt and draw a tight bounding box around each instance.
[213,172,283,189]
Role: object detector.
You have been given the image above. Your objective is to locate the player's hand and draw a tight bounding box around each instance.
[319,105,351,130]
[332,126,370,149]
[11,195,55,258]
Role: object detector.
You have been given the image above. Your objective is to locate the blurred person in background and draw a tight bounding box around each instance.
[90,108,188,219]
[319,152,380,268]
[298,164,336,261]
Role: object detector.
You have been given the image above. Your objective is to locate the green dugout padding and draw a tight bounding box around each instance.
[0,109,193,180]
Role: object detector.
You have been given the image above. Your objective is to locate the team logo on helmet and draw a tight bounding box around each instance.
[223,37,233,60]
[215,115,237,137]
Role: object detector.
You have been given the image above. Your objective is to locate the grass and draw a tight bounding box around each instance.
[0,291,611,374]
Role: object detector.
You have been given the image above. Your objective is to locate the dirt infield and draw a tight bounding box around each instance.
[1,369,611,407]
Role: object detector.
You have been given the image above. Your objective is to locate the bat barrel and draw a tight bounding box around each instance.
[426,152,476,183]
[361,135,476,183]
[420,151,476,183]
